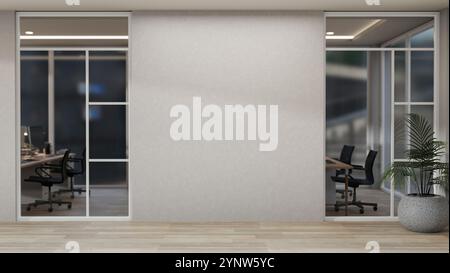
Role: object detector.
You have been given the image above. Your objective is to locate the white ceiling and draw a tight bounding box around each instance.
[1,0,448,11]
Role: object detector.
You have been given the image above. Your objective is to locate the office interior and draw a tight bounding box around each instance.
[20,16,129,217]
[16,13,445,220]
[0,0,441,225]
[0,0,446,254]
[325,16,437,216]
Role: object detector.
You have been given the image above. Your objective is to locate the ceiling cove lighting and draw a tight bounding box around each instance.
[325,35,355,40]
[326,32,335,35]
[353,19,384,38]
[24,31,34,35]
[20,35,129,40]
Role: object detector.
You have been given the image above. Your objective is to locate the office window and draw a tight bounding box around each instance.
[89,162,128,216]
[390,29,436,215]
[411,28,434,48]
[326,16,437,219]
[394,105,408,159]
[89,105,127,159]
[87,50,129,217]
[20,51,49,139]
[394,52,407,102]
[326,51,367,163]
[411,51,434,102]
[411,105,433,127]
[54,51,86,156]
[19,16,129,219]
[89,51,127,102]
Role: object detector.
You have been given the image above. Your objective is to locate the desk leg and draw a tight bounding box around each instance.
[344,171,349,216]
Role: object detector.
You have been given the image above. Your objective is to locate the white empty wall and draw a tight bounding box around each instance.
[0,11,16,221]
[130,12,325,221]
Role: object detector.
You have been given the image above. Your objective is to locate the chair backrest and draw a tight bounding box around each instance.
[339,145,355,164]
[364,150,378,184]
[336,145,355,176]
[59,150,71,182]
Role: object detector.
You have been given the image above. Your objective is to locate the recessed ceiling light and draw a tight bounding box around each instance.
[326,35,355,40]
[24,31,34,35]
[326,32,335,36]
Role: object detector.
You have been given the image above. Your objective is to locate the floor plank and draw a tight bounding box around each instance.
[0,222,447,253]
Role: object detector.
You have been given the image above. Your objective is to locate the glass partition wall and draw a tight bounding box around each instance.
[325,14,438,218]
[18,14,129,219]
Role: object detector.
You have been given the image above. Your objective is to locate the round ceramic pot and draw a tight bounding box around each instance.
[398,195,449,233]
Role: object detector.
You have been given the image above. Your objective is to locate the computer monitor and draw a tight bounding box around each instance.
[21,126,30,148]
[29,126,46,151]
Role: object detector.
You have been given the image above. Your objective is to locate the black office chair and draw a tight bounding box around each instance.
[25,150,73,212]
[331,150,378,214]
[334,145,355,199]
[52,148,86,199]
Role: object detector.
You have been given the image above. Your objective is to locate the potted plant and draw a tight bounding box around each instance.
[384,113,449,233]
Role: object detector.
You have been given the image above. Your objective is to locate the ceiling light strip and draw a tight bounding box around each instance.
[325,35,355,40]
[352,19,384,38]
[20,35,129,40]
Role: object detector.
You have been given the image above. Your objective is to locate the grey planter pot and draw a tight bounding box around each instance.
[398,195,449,233]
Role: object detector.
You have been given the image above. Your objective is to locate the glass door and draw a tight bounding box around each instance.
[20,50,129,218]
[325,14,438,219]
[18,14,130,219]
[87,51,129,217]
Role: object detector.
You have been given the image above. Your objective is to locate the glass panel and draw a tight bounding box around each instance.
[53,51,87,217]
[54,51,86,156]
[20,51,49,149]
[21,51,86,217]
[89,105,127,159]
[89,162,128,216]
[326,51,391,216]
[394,105,408,160]
[411,105,433,127]
[411,28,434,48]
[21,51,49,216]
[89,51,127,102]
[394,51,406,102]
[411,51,434,102]
[326,51,367,163]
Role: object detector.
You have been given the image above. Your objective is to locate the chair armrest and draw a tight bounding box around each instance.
[351,164,365,171]
[35,166,61,178]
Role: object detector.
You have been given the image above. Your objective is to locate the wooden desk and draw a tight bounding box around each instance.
[21,153,64,169]
[326,156,353,216]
